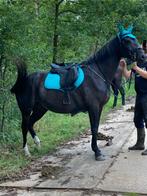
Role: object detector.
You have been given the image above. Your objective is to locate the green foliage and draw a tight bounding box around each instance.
[0,0,146,179]
[124,193,139,196]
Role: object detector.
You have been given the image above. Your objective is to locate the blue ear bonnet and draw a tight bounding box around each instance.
[118,25,136,40]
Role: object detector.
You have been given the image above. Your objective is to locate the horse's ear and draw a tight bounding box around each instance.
[117,23,125,33]
[127,25,133,33]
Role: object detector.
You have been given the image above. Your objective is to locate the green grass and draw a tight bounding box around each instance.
[124,193,139,196]
[0,84,135,180]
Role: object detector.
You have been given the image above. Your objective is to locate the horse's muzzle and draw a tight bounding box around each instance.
[128,50,137,62]
[129,48,145,62]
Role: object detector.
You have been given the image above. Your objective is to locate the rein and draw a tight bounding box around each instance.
[86,60,130,93]
[128,70,133,89]
[87,64,130,98]
[87,66,106,82]
[86,55,118,87]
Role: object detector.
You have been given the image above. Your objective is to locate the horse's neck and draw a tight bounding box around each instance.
[94,37,121,82]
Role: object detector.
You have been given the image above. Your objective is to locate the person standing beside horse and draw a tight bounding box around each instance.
[120,41,147,155]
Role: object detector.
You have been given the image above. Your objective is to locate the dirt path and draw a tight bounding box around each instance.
[0,97,147,196]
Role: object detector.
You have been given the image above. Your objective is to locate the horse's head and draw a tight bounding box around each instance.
[118,25,145,62]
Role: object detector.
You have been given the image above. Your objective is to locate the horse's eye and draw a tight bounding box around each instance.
[123,39,131,45]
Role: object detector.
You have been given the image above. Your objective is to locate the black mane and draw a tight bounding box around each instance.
[82,36,121,65]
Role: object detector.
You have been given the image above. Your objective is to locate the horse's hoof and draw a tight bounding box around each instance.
[24,144,31,157]
[95,154,106,161]
[25,152,31,157]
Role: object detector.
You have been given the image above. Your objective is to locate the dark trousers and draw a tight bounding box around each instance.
[134,94,147,128]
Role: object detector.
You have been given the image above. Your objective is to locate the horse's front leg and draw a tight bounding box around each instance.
[88,106,105,161]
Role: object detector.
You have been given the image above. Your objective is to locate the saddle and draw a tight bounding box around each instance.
[49,63,79,104]
[50,63,79,91]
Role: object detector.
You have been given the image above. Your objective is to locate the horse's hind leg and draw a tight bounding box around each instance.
[16,94,33,156]
[21,112,31,156]
[119,86,125,105]
[28,105,47,147]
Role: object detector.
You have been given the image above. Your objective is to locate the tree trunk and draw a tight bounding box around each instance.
[52,0,64,63]
[0,54,6,134]
[34,0,40,17]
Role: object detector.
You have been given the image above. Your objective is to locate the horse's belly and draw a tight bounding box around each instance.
[40,89,85,114]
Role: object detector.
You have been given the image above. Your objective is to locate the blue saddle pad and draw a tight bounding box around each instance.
[44,66,84,90]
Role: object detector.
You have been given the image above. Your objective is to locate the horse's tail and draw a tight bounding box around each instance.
[11,58,28,94]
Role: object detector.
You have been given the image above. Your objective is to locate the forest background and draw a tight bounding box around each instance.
[0,0,147,178]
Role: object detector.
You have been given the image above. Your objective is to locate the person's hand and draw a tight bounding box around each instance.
[130,62,137,70]
[119,59,126,69]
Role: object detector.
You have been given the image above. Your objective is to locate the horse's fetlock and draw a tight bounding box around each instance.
[34,136,41,147]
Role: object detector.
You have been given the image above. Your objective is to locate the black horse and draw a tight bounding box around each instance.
[11,28,145,161]
[111,64,125,108]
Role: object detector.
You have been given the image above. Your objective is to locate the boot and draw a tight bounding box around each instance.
[128,128,145,150]
[142,149,147,155]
